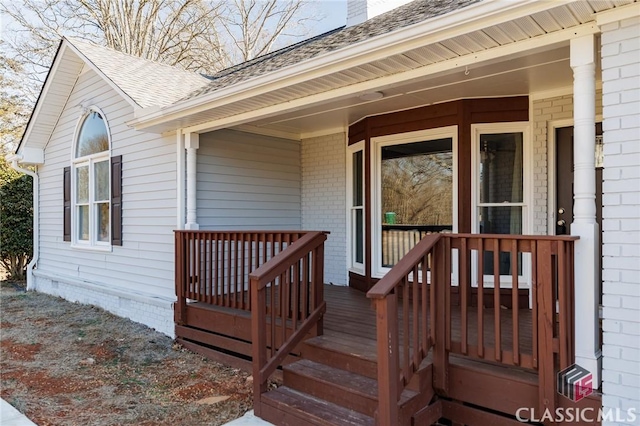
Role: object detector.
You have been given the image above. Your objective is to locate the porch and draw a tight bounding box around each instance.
[174,230,601,425]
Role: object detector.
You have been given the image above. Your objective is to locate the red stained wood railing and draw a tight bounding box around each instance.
[367,233,443,424]
[367,233,577,425]
[249,231,328,417]
[174,231,307,323]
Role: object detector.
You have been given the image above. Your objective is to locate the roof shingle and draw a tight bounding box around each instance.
[66,38,211,108]
[184,0,479,101]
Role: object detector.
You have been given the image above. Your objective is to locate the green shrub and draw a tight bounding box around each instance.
[0,156,32,281]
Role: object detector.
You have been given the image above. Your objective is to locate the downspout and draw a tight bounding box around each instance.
[9,158,39,291]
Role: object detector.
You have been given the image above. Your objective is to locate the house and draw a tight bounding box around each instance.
[8,0,639,424]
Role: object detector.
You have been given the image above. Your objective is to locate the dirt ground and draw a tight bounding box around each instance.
[0,281,255,425]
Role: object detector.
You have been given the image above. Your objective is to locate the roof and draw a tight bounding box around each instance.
[184,0,479,101]
[66,38,211,108]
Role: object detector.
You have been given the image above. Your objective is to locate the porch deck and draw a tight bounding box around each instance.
[323,284,533,357]
[174,230,601,425]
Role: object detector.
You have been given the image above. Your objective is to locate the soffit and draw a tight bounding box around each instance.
[140,0,634,134]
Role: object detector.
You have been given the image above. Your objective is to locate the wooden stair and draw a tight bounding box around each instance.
[257,334,436,426]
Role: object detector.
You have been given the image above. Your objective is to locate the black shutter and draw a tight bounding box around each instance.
[111,155,122,246]
[63,167,71,242]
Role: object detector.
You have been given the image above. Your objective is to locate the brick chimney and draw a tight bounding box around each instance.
[346,0,413,26]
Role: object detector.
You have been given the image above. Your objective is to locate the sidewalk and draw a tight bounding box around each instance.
[0,399,37,426]
[0,398,271,426]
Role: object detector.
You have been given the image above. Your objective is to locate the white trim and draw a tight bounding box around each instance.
[470,122,532,289]
[596,2,640,26]
[233,124,302,141]
[370,126,458,278]
[301,126,347,140]
[70,106,112,249]
[530,86,574,101]
[347,141,365,275]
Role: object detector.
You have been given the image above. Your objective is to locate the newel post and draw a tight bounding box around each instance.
[251,277,267,416]
[174,232,187,325]
[313,241,325,336]
[375,294,399,425]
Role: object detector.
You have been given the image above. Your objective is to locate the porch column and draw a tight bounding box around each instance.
[185,132,199,230]
[570,34,601,385]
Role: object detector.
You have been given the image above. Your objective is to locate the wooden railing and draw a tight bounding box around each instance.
[367,233,577,424]
[174,231,306,323]
[249,231,328,417]
[367,233,444,424]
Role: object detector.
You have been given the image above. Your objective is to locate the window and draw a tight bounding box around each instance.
[372,127,457,276]
[473,123,530,278]
[347,143,364,272]
[70,109,112,248]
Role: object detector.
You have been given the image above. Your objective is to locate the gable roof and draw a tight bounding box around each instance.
[185,0,479,101]
[16,38,210,158]
[65,38,210,108]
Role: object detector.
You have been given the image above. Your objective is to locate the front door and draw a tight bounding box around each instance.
[555,124,603,290]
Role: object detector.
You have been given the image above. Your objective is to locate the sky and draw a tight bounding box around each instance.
[309,0,348,34]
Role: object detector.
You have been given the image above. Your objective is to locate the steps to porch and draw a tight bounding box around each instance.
[259,333,431,426]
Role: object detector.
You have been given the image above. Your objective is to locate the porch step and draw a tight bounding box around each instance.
[283,359,382,417]
[300,333,378,379]
[260,386,375,426]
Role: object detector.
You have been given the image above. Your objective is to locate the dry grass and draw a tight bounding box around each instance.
[0,282,253,425]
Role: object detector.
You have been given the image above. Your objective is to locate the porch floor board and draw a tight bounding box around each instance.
[322,284,533,361]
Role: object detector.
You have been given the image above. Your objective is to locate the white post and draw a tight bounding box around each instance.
[176,130,185,230]
[185,132,199,230]
[570,34,601,385]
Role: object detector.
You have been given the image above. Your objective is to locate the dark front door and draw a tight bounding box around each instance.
[555,124,603,235]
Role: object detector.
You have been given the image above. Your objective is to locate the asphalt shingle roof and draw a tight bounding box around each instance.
[66,38,211,108]
[185,0,480,101]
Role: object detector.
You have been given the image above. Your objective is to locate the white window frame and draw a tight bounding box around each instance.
[71,107,112,251]
[371,126,458,278]
[347,141,365,274]
[470,122,532,289]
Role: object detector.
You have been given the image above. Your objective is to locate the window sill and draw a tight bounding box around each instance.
[70,243,113,253]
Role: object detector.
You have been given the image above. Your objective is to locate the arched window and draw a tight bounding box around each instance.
[72,109,111,246]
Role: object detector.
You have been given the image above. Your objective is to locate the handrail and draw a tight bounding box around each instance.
[249,232,329,288]
[250,231,328,417]
[367,233,442,299]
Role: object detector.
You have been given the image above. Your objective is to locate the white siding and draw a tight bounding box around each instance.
[197,129,301,230]
[35,68,177,335]
[600,14,640,424]
[301,132,347,286]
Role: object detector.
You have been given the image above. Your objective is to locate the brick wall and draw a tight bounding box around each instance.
[301,132,348,285]
[531,92,603,235]
[600,14,640,423]
[33,272,175,337]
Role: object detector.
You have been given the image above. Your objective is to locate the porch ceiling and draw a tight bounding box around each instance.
[133,0,626,137]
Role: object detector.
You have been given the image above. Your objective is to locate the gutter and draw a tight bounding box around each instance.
[8,155,39,291]
[128,0,564,130]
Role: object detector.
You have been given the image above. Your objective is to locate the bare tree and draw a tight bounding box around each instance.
[1,0,314,103]
[217,0,309,65]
